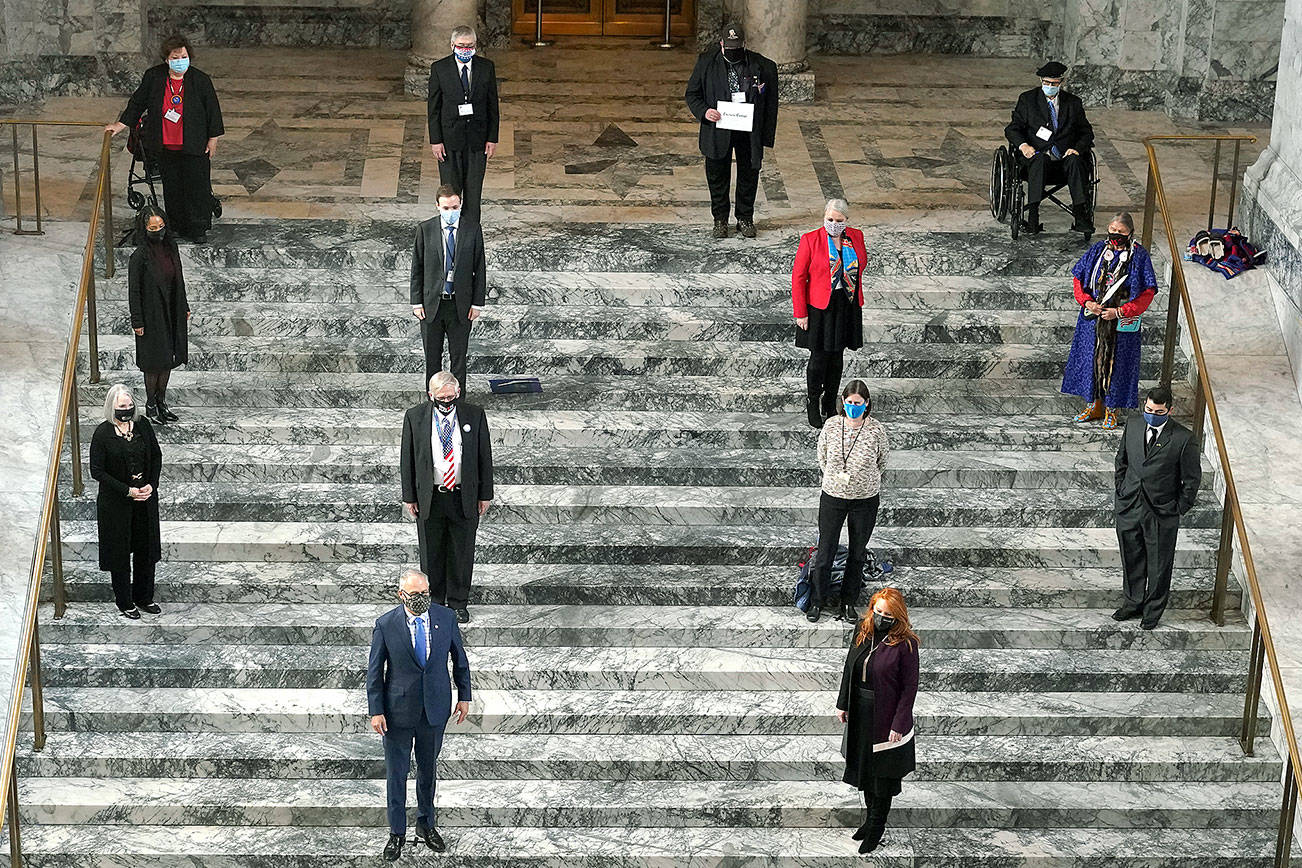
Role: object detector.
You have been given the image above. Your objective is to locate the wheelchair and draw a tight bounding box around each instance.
[988,145,1098,240]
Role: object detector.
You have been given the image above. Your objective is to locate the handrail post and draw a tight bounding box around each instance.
[1242,617,1265,756]
[50,499,66,620]
[28,622,46,752]
[102,138,114,280]
[6,757,21,867]
[1276,759,1297,868]
[10,125,25,235]
[86,269,100,385]
[1160,275,1181,387]
[1140,162,1157,251]
[1211,489,1233,626]
[1227,141,1242,230]
[68,372,82,497]
[28,125,43,236]
[1207,139,1222,231]
[529,0,552,46]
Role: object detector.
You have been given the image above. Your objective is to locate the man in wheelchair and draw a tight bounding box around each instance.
[1004,61,1095,235]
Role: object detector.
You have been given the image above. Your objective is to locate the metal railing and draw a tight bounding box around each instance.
[1140,133,1299,866]
[0,120,114,866]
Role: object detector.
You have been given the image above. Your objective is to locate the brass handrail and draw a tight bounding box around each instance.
[1141,134,1301,866]
[0,127,114,866]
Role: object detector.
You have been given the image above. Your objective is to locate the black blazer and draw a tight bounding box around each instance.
[128,241,189,371]
[119,65,225,158]
[684,47,779,165]
[409,216,487,318]
[1004,87,1093,156]
[400,399,494,519]
[427,55,500,152]
[1115,415,1202,524]
[366,604,471,729]
[89,418,163,572]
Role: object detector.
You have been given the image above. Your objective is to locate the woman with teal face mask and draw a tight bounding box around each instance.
[107,34,225,242]
[809,380,890,624]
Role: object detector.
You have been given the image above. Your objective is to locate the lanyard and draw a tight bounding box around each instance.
[858,638,880,683]
[840,419,866,470]
[166,78,184,107]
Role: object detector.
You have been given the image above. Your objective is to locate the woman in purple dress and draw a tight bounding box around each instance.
[1060,212,1159,430]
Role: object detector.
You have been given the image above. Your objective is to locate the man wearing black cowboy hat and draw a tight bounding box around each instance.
[685,23,779,239]
[1004,60,1095,234]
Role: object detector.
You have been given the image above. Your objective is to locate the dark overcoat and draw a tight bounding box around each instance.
[128,241,189,371]
[89,418,163,572]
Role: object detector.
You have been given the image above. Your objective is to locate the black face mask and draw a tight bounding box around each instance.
[402,591,431,615]
[872,613,896,635]
[1108,232,1130,248]
[114,407,134,422]
[430,395,456,412]
[146,227,165,240]
[723,47,744,63]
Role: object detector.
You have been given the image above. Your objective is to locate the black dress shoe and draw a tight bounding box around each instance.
[1020,219,1044,234]
[806,395,824,429]
[841,603,858,623]
[455,607,470,624]
[1112,607,1140,622]
[851,821,869,841]
[1140,619,1159,631]
[119,607,141,620]
[712,220,729,239]
[145,404,165,425]
[859,830,885,854]
[159,403,179,422]
[383,833,404,862]
[736,220,756,238]
[806,606,821,623]
[415,825,446,852]
[138,602,162,615]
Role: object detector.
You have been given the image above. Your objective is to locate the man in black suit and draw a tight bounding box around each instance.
[1113,386,1202,630]
[427,25,499,224]
[367,568,471,862]
[685,22,779,240]
[401,371,494,624]
[411,184,487,394]
[1004,60,1095,234]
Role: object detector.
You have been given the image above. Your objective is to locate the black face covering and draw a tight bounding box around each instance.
[146,228,165,241]
[1108,232,1131,248]
[723,47,744,63]
[402,591,431,615]
[114,407,135,422]
[872,612,896,634]
[431,396,456,412]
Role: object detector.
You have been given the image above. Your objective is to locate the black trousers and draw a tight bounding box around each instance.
[704,131,760,223]
[110,550,156,611]
[1019,151,1087,209]
[807,349,845,422]
[1116,508,1180,623]
[418,490,479,609]
[814,492,880,608]
[439,148,488,225]
[421,300,471,393]
[383,714,444,835]
[156,149,215,238]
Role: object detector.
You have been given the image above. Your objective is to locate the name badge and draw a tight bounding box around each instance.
[163,108,182,123]
[1035,126,1052,141]
[731,92,746,103]
[445,271,455,284]
[458,103,474,117]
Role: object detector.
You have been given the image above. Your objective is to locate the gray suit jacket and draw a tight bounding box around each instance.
[409,216,487,318]
[1114,415,1201,525]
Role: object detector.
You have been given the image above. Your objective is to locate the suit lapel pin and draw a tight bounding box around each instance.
[463,424,471,432]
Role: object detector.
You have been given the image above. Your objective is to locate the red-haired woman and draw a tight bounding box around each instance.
[835,587,919,854]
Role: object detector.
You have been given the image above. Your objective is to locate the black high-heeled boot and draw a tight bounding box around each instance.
[806,391,823,429]
[859,795,892,854]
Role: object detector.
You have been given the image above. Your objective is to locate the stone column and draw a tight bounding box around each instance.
[404,0,478,97]
[743,0,813,103]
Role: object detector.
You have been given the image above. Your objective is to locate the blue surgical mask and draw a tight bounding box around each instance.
[844,402,867,419]
[168,57,190,75]
[1143,411,1167,429]
[1041,83,1060,97]
[454,47,475,63]
[441,208,461,226]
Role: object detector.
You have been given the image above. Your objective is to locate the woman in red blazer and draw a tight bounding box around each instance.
[791,199,868,428]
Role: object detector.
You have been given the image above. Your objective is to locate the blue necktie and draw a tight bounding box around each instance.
[445,226,455,293]
[460,63,470,99]
[414,616,427,669]
[1047,100,1062,158]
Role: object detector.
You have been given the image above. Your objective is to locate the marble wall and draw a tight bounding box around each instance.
[807,0,1061,57]
[0,0,144,103]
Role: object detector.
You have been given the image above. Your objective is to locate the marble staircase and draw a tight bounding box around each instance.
[8,222,1286,864]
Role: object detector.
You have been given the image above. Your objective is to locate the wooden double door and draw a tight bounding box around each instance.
[512,0,694,37]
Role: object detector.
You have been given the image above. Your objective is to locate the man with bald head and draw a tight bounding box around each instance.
[367,568,472,862]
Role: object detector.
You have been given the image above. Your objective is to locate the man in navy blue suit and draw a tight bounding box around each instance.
[367,568,472,861]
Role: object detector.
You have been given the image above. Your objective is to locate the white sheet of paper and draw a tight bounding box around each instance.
[458,103,474,116]
[1035,125,1052,141]
[716,100,755,132]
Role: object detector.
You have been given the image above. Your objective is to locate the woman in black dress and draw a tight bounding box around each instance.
[90,384,164,619]
[836,586,920,854]
[105,34,224,242]
[129,205,190,424]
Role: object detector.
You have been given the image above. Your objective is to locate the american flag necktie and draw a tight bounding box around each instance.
[439,413,456,488]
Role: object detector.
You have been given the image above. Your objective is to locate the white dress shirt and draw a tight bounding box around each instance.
[431,405,463,487]
[405,609,431,662]
[1146,418,1167,448]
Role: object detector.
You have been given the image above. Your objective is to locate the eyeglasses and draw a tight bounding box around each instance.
[454,43,476,50]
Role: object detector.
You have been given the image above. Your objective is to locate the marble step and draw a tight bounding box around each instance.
[93,302,1173,345]
[76,407,1166,453]
[105,223,1088,275]
[96,268,1145,310]
[59,521,1225,569]
[78,371,1190,414]
[16,731,1280,784]
[55,483,1224,529]
[12,777,1279,829]
[63,443,1212,490]
[0,823,1282,866]
[19,686,1268,738]
[89,334,1188,380]
[39,643,1252,693]
[50,561,1238,610]
[38,604,1247,651]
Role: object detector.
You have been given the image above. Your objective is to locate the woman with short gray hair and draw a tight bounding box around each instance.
[791,199,868,428]
[89,384,165,618]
